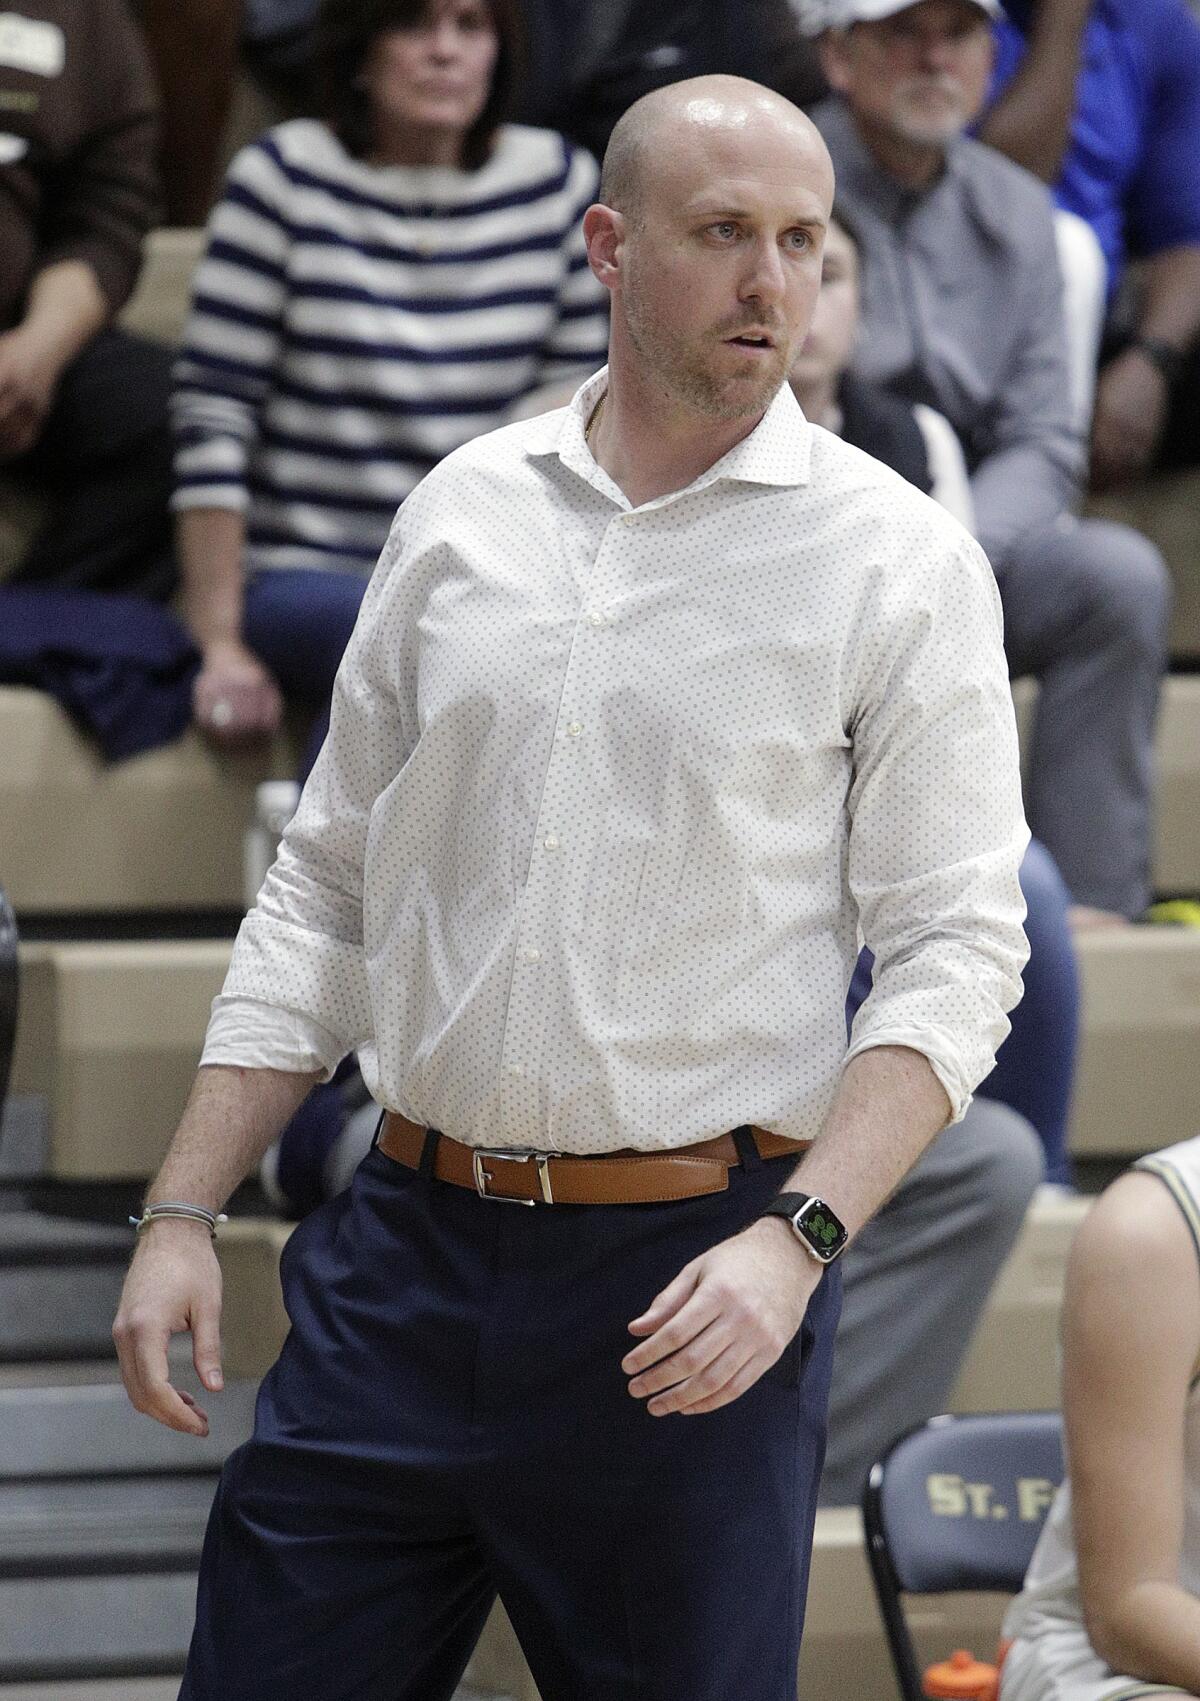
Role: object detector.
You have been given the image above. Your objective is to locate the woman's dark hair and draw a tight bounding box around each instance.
[315,0,523,169]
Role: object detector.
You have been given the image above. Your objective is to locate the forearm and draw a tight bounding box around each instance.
[1089,1579,1200,1692]
[780,1045,951,1242]
[976,1,1091,182]
[1135,246,1200,352]
[20,260,109,377]
[177,506,248,653]
[145,1063,319,1216]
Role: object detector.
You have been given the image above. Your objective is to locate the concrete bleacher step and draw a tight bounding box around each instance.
[9,940,232,1181]
[950,1188,1086,1414]
[15,922,1200,1189]
[1012,673,1200,896]
[0,687,297,915]
[0,1378,256,1685]
[0,1213,132,1360]
[1087,469,1200,662]
[1070,926,1200,1158]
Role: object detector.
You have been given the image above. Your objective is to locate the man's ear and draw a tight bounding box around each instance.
[583,203,624,293]
[817,29,853,95]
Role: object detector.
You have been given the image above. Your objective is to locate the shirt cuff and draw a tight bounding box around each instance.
[201,995,347,1081]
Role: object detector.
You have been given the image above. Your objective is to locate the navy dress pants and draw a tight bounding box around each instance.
[181,1136,840,1700]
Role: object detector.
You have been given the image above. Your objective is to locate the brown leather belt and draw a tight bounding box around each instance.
[377,1112,808,1206]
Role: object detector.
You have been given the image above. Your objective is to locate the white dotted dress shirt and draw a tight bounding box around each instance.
[203,368,1030,1153]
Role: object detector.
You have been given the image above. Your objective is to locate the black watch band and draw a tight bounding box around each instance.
[760,1192,848,1265]
[1128,333,1186,388]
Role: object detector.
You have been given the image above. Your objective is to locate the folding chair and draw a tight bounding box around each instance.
[862,1411,1065,1701]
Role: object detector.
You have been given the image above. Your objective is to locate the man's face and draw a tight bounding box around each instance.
[823,0,995,150]
[612,111,833,421]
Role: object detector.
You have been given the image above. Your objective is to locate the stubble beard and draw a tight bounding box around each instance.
[621,275,788,422]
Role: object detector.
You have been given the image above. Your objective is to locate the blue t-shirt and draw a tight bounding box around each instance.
[990,0,1200,294]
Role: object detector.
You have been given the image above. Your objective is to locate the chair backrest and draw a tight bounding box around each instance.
[863,1412,1065,1700]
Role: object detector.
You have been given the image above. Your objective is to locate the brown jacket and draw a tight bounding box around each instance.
[0,0,160,329]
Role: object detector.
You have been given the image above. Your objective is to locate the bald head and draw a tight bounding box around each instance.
[599,76,833,224]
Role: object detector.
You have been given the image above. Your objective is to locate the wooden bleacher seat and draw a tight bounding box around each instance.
[0,688,296,914]
[10,940,232,1179]
[1088,469,1200,662]
[1070,926,1200,1159]
[950,1189,1086,1413]
[1013,674,1200,897]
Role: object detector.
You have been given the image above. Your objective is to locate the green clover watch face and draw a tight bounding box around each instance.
[793,1197,847,1260]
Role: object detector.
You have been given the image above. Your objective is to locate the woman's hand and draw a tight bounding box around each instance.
[193,639,284,744]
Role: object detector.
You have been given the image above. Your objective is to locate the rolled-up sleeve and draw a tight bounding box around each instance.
[844,529,1030,1121]
[202,512,414,1070]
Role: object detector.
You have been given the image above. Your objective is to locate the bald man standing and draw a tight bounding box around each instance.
[113,76,1028,1700]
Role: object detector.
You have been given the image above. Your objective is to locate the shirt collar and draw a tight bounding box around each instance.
[526,364,811,506]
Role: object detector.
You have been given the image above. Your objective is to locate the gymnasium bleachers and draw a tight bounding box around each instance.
[0,178,1198,1701]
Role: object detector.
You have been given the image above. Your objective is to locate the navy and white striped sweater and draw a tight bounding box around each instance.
[172,120,609,577]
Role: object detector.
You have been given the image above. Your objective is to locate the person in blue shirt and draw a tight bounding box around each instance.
[980,0,1200,491]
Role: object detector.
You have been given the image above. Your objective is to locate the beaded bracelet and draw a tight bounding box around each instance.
[129,1202,229,1238]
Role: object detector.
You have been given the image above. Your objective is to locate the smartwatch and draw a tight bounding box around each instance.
[760,1193,848,1265]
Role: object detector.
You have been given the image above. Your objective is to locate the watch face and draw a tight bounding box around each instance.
[795,1198,847,1260]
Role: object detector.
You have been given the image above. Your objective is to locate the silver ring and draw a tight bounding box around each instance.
[210,699,234,729]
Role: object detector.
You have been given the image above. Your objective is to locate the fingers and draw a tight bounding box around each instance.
[626,1259,702,1343]
[626,1314,728,1399]
[641,1339,761,1418]
[191,1300,225,1395]
[113,1308,210,1436]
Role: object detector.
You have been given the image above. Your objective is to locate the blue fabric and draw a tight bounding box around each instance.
[242,566,370,777]
[181,1144,841,1700]
[990,0,1200,294]
[0,587,197,760]
[847,839,1078,1186]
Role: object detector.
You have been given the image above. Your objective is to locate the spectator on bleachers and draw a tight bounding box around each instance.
[1000,1133,1200,1701]
[0,0,176,602]
[979,0,1200,492]
[139,0,827,225]
[787,203,974,523]
[171,0,609,765]
[811,0,1172,925]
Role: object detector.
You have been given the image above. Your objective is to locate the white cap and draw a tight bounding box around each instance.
[826,0,1001,24]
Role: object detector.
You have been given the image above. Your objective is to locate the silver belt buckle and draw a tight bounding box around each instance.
[472,1148,560,1205]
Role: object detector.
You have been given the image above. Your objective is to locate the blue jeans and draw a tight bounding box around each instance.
[242,567,369,777]
[182,1137,841,1700]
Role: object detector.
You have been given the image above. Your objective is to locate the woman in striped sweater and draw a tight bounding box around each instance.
[172,0,609,758]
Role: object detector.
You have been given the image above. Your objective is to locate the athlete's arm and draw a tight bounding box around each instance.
[1066,1172,1200,1688]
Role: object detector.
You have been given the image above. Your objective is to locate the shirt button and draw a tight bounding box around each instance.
[506,1063,525,1078]
[587,609,606,627]
[543,834,560,851]
[566,721,583,737]
[521,947,542,962]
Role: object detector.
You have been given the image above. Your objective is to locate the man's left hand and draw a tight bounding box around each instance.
[623,1219,821,1415]
[1089,348,1169,492]
[0,327,60,460]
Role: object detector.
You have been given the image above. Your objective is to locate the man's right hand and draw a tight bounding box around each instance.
[193,640,284,745]
[113,1220,225,1436]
